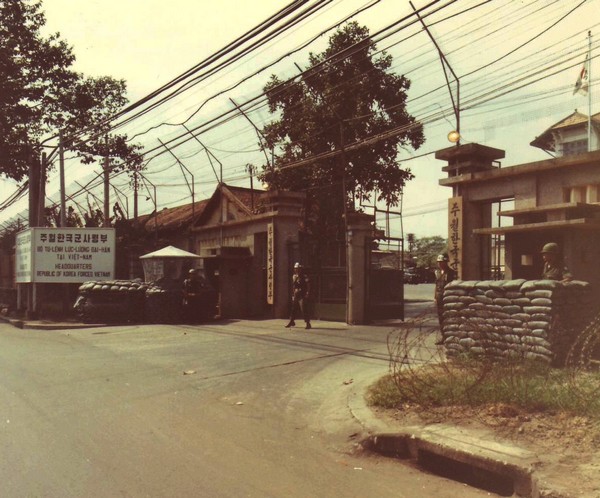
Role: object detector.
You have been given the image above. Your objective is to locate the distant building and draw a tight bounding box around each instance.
[530,110,600,157]
[437,111,600,292]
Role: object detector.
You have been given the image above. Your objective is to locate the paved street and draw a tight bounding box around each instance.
[0,312,498,498]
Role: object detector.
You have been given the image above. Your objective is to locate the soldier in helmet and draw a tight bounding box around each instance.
[541,242,573,282]
[285,262,312,330]
[182,268,202,323]
[434,253,457,342]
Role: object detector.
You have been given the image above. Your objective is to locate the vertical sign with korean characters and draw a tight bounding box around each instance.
[448,196,463,278]
[266,223,274,305]
[15,228,116,283]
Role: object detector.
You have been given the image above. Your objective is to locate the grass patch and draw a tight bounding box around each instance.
[368,360,600,420]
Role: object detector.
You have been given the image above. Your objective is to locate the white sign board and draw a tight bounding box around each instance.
[15,230,32,283]
[15,228,116,283]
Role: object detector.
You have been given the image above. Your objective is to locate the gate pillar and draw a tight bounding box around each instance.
[346,212,373,324]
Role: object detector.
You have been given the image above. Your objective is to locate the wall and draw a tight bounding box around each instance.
[442,279,597,365]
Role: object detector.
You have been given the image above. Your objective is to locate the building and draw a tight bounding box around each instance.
[437,111,600,291]
[136,183,402,323]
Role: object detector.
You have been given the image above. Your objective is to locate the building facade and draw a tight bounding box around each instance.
[437,111,600,292]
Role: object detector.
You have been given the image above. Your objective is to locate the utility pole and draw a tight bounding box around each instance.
[133,169,139,227]
[27,146,40,228]
[59,131,66,226]
[246,163,255,211]
[588,30,592,152]
[103,137,110,228]
[38,152,47,226]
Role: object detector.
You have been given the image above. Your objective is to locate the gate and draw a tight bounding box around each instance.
[368,236,404,321]
[287,239,347,322]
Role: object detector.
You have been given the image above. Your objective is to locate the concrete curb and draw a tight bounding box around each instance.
[346,373,574,498]
[0,314,109,331]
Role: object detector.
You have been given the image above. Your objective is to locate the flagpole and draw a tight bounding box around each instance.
[588,30,592,152]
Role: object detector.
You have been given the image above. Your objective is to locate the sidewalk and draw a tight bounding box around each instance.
[0,299,438,331]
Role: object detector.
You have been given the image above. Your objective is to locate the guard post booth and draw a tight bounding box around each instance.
[139,245,205,323]
[139,245,201,287]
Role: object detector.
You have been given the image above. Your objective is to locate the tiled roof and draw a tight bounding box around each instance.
[551,111,600,130]
[137,184,267,232]
[138,199,209,232]
[531,111,600,151]
[223,185,269,212]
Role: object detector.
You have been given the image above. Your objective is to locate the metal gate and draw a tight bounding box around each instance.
[287,239,347,322]
[368,236,404,321]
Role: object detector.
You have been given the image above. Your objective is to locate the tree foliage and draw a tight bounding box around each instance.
[258,22,424,251]
[413,235,448,268]
[0,0,141,182]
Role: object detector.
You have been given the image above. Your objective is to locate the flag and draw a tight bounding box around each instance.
[573,56,589,96]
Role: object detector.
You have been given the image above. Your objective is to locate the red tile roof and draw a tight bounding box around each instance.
[138,199,209,232]
[137,184,267,233]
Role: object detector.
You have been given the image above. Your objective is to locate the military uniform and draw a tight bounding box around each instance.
[540,242,573,282]
[183,273,203,322]
[542,262,572,281]
[434,267,456,327]
[286,269,311,329]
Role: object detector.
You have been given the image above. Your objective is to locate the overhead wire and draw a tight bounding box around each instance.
[8,0,596,222]
[41,0,316,147]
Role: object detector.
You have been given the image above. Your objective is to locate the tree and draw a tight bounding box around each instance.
[44,205,82,227]
[258,22,424,262]
[413,235,448,268]
[0,0,142,182]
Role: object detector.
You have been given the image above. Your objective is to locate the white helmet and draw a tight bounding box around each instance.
[436,254,449,262]
[294,262,302,269]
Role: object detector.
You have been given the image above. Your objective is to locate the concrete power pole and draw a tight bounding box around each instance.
[103,138,110,228]
[59,131,66,227]
[133,169,139,227]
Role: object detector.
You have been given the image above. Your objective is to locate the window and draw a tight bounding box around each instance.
[562,139,588,156]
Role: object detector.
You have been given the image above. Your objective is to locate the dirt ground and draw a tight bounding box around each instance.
[374,403,600,497]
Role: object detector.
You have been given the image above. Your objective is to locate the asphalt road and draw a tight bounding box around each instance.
[0,318,492,497]
[404,282,435,302]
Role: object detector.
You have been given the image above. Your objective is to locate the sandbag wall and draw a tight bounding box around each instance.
[442,279,595,364]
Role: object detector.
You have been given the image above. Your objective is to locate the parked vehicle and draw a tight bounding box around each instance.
[403,268,420,284]
[403,267,435,284]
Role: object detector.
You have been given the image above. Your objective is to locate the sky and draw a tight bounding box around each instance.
[2,0,599,240]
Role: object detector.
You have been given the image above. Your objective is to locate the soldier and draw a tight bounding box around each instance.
[541,242,573,282]
[285,262,312,330]
[434,253,457,343]
[182,269,202,323]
